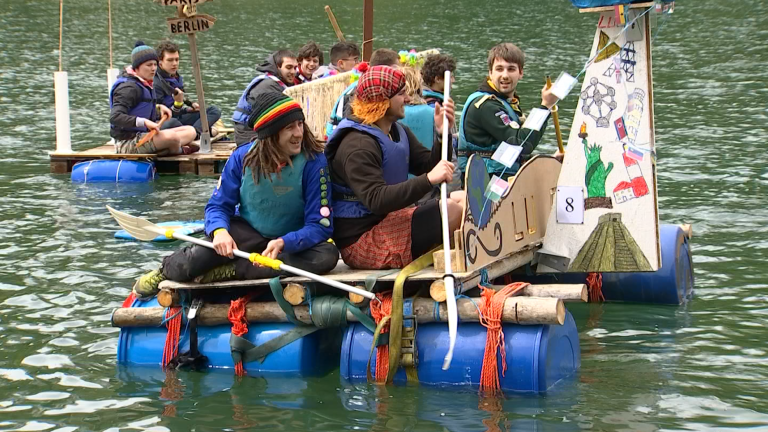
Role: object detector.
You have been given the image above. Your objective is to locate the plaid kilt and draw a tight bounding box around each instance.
[340,207,417,269]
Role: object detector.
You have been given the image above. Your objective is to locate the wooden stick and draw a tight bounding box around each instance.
[545,76,565,154]
[157,289,180,308]
[430,280,587,303]
[348,285,370,306]
[324,5,345,42]
[112,296,565,327]
[680,223,693,240]
[283,283,307,306]
[136,112,169,149]
[362,0,373,61]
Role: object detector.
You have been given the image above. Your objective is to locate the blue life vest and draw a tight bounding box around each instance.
[157,73,184,108]
[458,91,521,175]
[232,74,286,125]
[329,120,410,218]
[401,105,435,150]
[109,76,157,133]
[325,82,358,138]
[239,150,307,238]
[422,89,444,107]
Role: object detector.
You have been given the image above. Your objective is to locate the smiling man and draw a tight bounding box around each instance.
[458,42,559,179]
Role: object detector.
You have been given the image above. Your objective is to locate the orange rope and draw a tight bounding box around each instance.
[161,307,182,368]
[478,282,528,395]
[369,292,392,383]
[586,272,605,302]
[228,294,253,376]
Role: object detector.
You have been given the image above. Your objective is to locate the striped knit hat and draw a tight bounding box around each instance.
[131,41,159,69]
[248,92,305,139]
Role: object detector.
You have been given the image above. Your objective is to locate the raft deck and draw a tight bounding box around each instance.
[159,246,537,293]
[50,139,234,176]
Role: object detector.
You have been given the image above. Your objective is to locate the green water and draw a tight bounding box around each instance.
[1,0,767,430]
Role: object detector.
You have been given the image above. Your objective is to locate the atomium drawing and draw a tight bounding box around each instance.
[580,77,617,128]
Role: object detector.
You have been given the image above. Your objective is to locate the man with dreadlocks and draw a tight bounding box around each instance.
[325,65,463,270]
[133,92,339,298]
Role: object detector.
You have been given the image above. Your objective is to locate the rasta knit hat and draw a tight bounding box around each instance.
[131,41,159,69]
[247,92,305,139]
[351,65,405,124]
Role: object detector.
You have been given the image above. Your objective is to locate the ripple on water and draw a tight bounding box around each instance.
[37,373,102,389]
[21,355,74,369]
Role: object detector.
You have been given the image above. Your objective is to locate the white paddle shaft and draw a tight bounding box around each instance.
[439,70,458,370]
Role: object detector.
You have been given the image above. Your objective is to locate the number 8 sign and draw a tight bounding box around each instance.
[556,186,585,224]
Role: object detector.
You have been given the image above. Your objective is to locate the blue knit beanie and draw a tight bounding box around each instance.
[131,41,159,69]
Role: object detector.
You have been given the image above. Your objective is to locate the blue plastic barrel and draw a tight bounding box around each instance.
[340,311,580,393]
[71,159,157,183]
[517,224,694,304]
[116,298,342,377]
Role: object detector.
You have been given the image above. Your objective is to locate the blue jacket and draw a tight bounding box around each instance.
[204,144,333,254]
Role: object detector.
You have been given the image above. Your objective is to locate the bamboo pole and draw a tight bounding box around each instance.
[546,76,565,153]
[112,296,565,327]
[324,5,345,41]
[429,280,587,303]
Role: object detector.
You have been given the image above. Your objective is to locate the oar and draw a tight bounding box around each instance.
[545,76,565,154]
[438,70,459,370]
[106,206,375,300]
[324,5,346,42]
[136,112,170,150]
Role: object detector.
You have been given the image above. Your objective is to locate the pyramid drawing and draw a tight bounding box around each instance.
[595,31,621,62]
[569,213,653,272]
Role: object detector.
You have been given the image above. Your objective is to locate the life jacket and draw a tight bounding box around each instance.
[325,82,358,139]
[401,104,435,150]
[422,88,444,107]
[232,74,286,125]
[328,119,410,218]
[239,149,307,238]
[156,72,184,108]
[458,91,521,175]
[109,75,158,133]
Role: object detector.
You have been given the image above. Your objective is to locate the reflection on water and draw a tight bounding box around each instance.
[0,0,767,429]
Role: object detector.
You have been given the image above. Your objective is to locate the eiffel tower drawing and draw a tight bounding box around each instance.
[620,42,636,82]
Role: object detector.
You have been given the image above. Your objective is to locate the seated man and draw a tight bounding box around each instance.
[325,48,400,138]
[312,41,360,79]
[325,66,463,270]
[134,92,339,298]
[421,54,457,107]
[154,40,222,138]
[232,50,298,145]
[110,41,197,155]
[458,42,559,180]
[294,41,324,85]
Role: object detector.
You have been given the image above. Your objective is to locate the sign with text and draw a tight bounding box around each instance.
[556,186,585,224]
[156,0,210,6]
[167,14,216,34]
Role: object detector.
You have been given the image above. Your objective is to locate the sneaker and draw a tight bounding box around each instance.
[181,145,200,155]
[194,263,236,284]
[210,126,219,137]
[133,269,166,299]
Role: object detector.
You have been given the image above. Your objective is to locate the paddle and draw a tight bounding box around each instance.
[136,111,170,150]
[106,206,375,300]
[545,76,565,154]
[438,70,459,370]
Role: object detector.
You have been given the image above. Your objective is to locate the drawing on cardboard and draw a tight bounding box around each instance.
[465,156,494,229]
[623,88,645,145]
[595,31,621,62]
[580,78,617,128]
[613,147,649,204]
[569,212,652,272]
[603,60,623,84]
[579,123,614,210]
[620,42,637,82]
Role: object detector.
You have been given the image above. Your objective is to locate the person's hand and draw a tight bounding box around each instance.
[259,238,285,262]
[173,88,185,103]
[144,119,160,131]
[434,97,456,132]
[212,229,237,258]
[427,160,455,185]
[158,104,172,119]
[541,85,558,109]
[553,149,564,162]
[191,102,200,112]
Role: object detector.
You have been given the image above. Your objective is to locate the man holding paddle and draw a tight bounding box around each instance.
[109,41,198,155]
[133,92,338,298]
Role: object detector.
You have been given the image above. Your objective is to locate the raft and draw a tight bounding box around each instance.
[516,224,694,305]
[71,159,157,183]
[340,312,580,393]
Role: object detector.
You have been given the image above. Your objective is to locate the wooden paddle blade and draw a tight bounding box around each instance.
[106,205,166,241]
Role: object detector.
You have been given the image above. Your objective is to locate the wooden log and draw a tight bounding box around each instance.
[680,223,693,240]
[283,283,307,306]
[348,285,370,306]
[430,280,586,303]
[157,289,180,308]
[112,296,565,327]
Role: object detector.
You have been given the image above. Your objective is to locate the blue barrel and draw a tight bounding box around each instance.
[71,159,157,183]
[517,224,694,304]
[116,298,342,377]
[340,311,580,393]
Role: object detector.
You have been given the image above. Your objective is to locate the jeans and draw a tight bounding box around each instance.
[161,217,339,281]
[161,105,222,135]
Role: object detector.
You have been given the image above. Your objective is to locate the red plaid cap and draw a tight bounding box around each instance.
[355,66,406,103]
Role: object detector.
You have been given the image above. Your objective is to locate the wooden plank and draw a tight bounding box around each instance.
[158,248,537,291]
[579,2,653,13]
[50,160,69,174]
[362,0,373,61]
